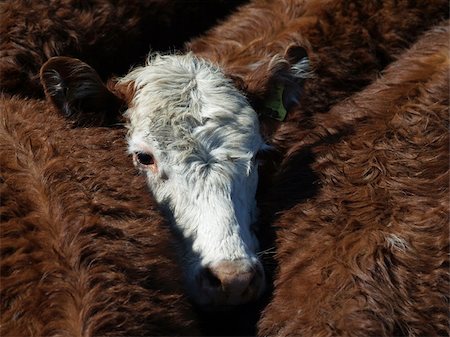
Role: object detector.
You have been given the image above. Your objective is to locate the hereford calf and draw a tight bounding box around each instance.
[0,95,199,336]
[258,21,450,337]
[39,52,271,309]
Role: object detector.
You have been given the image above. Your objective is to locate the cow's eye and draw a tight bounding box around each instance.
[135,152,154,166]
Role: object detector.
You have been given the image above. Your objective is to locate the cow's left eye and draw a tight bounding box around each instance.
[134,152,157,172]
[136,152,154,166]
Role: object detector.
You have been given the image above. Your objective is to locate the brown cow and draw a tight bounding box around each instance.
[0,95,199,336]
[0,0,245,97]
[258,21,450,337]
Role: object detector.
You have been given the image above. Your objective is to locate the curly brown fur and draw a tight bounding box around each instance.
[184,1,450,334]
[187,0,449,148]
[186,2,449,334]
[0,96,199,336]
[257,22,450,337]
[0,0,245,97]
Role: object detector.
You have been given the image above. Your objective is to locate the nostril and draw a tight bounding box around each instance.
[202,267,222,289]
[207,261,257,293]
[197,260,265,306]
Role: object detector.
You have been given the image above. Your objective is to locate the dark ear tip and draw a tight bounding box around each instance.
[40,56,125,127]
[284,45,308,64]
[40,56,64,76]
[40,57,78,80]
[40,57,61,91]
[40,57,77,101]
[39,58,70,117]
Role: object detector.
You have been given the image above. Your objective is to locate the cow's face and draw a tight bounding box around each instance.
[121,54,266,307]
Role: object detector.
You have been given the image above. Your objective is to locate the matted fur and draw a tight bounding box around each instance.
[187,0,449,148]
[0,0,245,97]
[258,22,450,337]
[186,1,448,333]
[0,96,199,336]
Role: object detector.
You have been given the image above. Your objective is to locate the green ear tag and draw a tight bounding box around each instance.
[263,84,287,121]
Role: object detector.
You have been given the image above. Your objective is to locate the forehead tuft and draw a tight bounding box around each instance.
[122,53,262,161]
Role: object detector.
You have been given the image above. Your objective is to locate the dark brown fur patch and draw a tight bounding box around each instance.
[0,0,246,97]
[187,0,449,148]
[0,96,199,336]
[258,22,450,337]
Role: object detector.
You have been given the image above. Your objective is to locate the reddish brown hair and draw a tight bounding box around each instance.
[258,22,449,337]
[0,96,199,336]
[0,0,245,97]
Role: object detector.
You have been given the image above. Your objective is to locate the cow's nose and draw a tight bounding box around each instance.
[198,259,264,306]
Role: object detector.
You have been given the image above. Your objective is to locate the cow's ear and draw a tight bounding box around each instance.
[40,57,124,126]
[262,45,311,120]
[278,45,311,111]
[284,45,308,66]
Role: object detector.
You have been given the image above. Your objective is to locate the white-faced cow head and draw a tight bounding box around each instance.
[40,50,309,308]
[119,54,266,306]
[40,53,266,308]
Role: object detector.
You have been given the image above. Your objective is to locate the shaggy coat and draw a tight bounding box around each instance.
[187,0,449,150]
[258,21,450,337]
[186,1,449,334]
[0,0,245,97]
[0,96,199,336]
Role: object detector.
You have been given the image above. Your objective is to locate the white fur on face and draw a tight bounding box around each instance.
[121,53,265,304]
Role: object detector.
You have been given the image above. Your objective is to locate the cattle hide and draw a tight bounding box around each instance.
[0,95,199,336]
[0,0,246,97]
[258,21,450,337]
[186,2,449,335]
